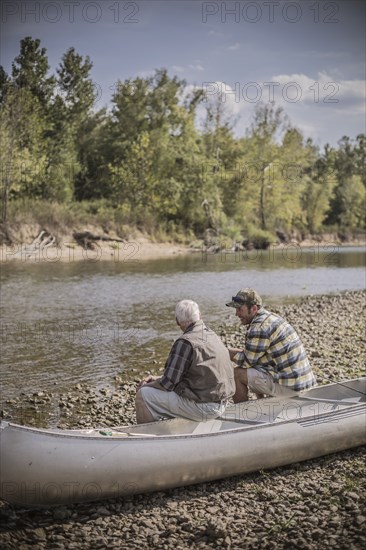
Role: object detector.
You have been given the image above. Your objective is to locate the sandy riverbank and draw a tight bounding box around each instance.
[0,239,192,263]
[0,233,364,264]
[0,290,365,549]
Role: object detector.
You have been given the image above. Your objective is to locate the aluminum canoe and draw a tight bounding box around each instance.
[0,377,365,507]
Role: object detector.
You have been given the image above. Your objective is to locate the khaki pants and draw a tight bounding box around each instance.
[139,386,227,422]
[247,368,299,397]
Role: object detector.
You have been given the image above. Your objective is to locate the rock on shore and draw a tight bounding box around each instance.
[0,290,365,549]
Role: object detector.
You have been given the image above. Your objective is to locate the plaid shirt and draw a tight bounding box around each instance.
[160,333,193,391]
[233,309,316,391]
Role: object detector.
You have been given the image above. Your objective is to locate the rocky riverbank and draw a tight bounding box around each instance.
[1,290,365,549]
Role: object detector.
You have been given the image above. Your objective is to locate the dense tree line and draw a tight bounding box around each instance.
[1,38,365,243]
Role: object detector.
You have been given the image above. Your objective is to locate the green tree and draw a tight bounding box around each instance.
[147,72,205,226]
[233,103,289,233]
[200,93,242,231]
[12,37,55,109]
[45,47,98,201]
[338,175,366,229]
[109,131,157,214]
[56,47,95,123]
[0,85,48,218]
[164,100,208,233]
[326,135,366,229]
[275,128,308,233]
[302,140,336,233]
[354,134,366,186]
[0,66,10,105]
[107,70,206,230]
[0,38,58,205]
[109,76,150,162]
[74,111,109,200]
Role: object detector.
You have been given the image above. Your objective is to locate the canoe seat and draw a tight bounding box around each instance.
[191,419,223,434]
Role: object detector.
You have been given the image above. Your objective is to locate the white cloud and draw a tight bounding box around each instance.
[172,61,205,73]
[208,29,224,37]
[191,73,365,145]
[297,51,347,60]
[172,65,185,73]
[188,63,205,71]
[202,82,243,113]
[228,43,240,51]
[271,72,365,113]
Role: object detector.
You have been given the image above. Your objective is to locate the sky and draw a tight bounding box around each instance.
[1,0,365,148]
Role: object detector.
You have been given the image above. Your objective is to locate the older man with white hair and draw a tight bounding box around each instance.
[135,300,235,424]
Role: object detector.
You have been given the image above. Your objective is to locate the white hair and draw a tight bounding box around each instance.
[175,300,200,325]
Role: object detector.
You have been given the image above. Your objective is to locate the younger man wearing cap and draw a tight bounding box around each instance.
[226,288,316,402]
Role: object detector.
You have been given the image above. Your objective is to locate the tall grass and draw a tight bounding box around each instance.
[2,199,364,247]
[2,199,195,244]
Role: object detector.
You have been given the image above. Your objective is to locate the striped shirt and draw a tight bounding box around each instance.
[233,309,316,391]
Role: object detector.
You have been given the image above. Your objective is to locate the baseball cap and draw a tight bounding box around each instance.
[226,288,263,308]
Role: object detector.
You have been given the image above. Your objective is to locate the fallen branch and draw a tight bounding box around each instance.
[11,229,56,259]
[73,231,125,250]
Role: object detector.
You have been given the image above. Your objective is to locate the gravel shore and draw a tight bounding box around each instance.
[1,290,365,549]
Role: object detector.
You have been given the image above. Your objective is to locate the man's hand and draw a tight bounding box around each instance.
[228,347,243,361]
[136,375,161,391]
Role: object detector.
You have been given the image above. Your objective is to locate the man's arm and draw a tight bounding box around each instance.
[228,330,270,368]
[137,339,193,392]
[159,338,193,390]
[228,347,244,361]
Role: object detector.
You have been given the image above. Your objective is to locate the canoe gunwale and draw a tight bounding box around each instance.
[1,401,365,441]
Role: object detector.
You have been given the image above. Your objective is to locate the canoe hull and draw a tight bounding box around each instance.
[1,398,365,507]
[0,379,366,507]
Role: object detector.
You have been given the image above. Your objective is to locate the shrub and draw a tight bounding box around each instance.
[244,228,276,250]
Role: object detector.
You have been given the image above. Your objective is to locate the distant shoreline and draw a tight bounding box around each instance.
[0,234,365,264]
[0,240,190,264]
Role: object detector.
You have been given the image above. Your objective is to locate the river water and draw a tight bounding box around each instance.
[1,245,365,400]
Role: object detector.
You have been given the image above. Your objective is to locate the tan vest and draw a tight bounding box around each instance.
[175,320,235,403]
